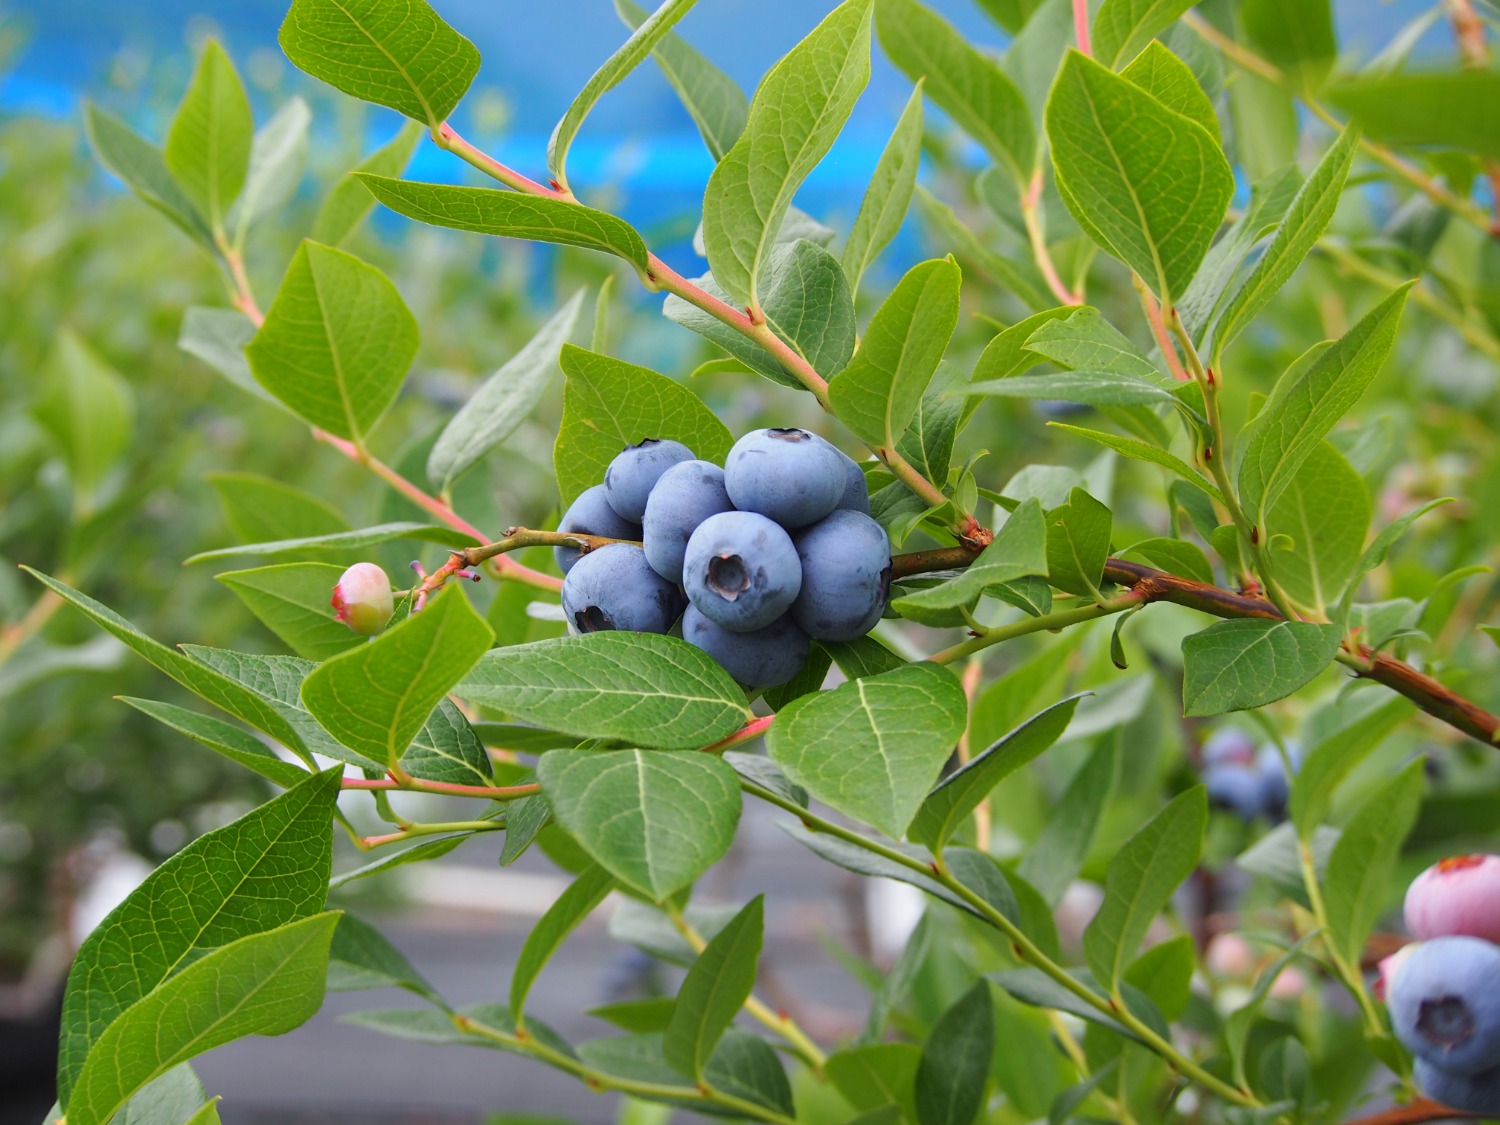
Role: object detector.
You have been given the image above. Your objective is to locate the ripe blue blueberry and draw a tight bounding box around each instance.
[834,448,872,515]
[1203,763,1267,821]
[681,604,809,688]
[1202,727,1257,768]
[561,544,685,635]
[790,509,892,643]
[1388,936,1500,1075]
[682,511,801,633]
[554,484,643,574]
[1255,743,1293,820]
[604,438,695,522]
[724,428,846,529]
[1415,1058,1500,1115]
[642,460,734,585]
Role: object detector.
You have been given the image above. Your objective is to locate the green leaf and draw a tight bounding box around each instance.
[67,913,340,1125]
[179,647,372,769]
[1118,536,1215,585]
[1046,50,1234,303]
[302,587,494,771]
[1024,307,1160,378]
[184,1100,223,1125]
[1241,0,1336,92]
[891,498,1047,614]
[876,0,1034,183]
[1082,787,1206,990]
[844,83,924,292]
[538,749,741,900]
[25,570,329,764]
[895,362,964,488]
[1212,127,1360,357]
[1093,0,1197,72]
[971,307,1079,386]
[402,700,494,787]
[968,368,1180,406]
[701,0,872,308]
[164,40,253,228]
[360,176,650,275]
[767,662,967,838]
[1178,165,1302,342]
[1048,424,1221,502]
[206,471,350,544]
[859,915,932,1047]
[554,344,733,505]
[830,1044,921,1123]
[830,257,962,448]
[511,865,616,1021]
[32,329,135,510]
[1181,618,1341,716]
[1046,487,1111,600]
[278,0,479,130]
[217,563,365,661]
[428,289,587,491]
[1125,933,1194,1021]
[118,697,310,789]
[1237,284,1412,527]
[58,770,339,1106]
[1323,761,1424,969]
[825,635,908,680]
[664,240,857,389]
[664,896,763,1078]
[1289,694,1415,837]
[92,1066,210,1125]
[1016,740,1117,904]
[1265,441,1370,614]
[179,307,280,406]
[1326,71,1500,161]
[460,633,751,750]
[615,0,747,161]
[590,998,678,1033]
[187,521,476,564]
[84,103,213,249]
[246,241,418,445]
[328,913,444,1006]
[910,694,1083,850]
[1335,498,1452,627]
[915,981,993,1125]
[231,96,310,236]
[550,0,699,187]
[1118,38,1218,137]
[312,122,423,246]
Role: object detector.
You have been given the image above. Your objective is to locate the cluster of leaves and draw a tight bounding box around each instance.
[21,0,1500,1123]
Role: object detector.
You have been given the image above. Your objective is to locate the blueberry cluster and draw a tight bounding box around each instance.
[1200,728,1297,822]
[1385,855,1500,1113]
[556,428,891,688]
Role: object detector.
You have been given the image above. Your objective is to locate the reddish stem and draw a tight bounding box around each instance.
[704,714,776,754]
[1342,1098,1475,1124]
[1073,0,1092,56]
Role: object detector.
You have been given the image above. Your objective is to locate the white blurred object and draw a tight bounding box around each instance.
[866,878,925,964]
[69,845,153,947]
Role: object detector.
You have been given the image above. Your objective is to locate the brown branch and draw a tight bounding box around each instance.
[1342,1098,1476,1124]
[890,544,1500,746]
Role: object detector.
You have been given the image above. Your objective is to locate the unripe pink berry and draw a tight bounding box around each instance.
[1268,965,1308,1001]
[1404,855,1500,943]
[331,562,394,636]
[1376,942,1417,1002]
[1206,933,1257,979]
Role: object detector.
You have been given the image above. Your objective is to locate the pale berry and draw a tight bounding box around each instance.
[1405,855,1500,944]
[331,562,394,636]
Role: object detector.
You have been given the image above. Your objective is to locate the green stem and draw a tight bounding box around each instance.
[743,779,1258,1108]
[663,903,828,1072]
[455,1012,799,1125]
[928,592,1142,664]
[356,819,504,850]
[1167,310,1301,620]
[1298,839,1385,1036]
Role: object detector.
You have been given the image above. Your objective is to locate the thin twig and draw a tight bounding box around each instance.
[1023,170,1083,306]
[342,775,540,801]
[1342,1098,1476,1124]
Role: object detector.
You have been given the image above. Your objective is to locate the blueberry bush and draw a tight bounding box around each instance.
[25,0,1500,1123]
